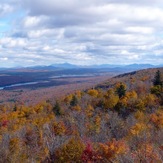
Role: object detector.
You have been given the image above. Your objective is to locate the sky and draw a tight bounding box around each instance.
[0,0,163,67]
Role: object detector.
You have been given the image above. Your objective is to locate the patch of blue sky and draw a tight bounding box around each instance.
[0,9,26,38]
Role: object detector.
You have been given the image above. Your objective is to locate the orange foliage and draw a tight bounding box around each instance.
[87,89,99,97]
[55,137,85,163]
[53,121,66,135]
[99,139,128,160]
[150,110,163,128]
[130,123,146,136]
[71,105,82,112]
[85,105,94,117]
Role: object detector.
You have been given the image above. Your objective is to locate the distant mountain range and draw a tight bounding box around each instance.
[1,63,163,72]
[49,63,162,70]
[50,63,79,68]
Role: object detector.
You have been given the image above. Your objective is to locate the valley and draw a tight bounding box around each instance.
[0,67,117,105]
[0,64,157,105]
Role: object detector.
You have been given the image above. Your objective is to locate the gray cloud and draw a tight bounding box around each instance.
[0,0,163,67]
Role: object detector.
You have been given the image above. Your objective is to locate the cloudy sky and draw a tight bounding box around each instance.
[0,0,163,67]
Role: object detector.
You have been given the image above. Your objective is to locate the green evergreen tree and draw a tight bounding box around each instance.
[116,83,126,98]
[153,70,162,86]
[13,105,17,112]
[70,95,78,106]
[53,101,61,116]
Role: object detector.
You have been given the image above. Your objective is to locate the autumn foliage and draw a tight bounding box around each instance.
[0,68,162,162]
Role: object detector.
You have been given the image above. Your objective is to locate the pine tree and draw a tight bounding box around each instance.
[53,101,61,116]
[13,105,17,112]
[70,95,78,106]
[116,83,126,98]
[153,70,162,86]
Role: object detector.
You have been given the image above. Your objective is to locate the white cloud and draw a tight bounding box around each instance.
[0,4,13,16]
[0,37,27,48]
[0,0,163,67]
[0,57,8,61]
[125,27,154,34]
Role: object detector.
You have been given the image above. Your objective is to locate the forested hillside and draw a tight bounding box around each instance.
[0,68,163,162]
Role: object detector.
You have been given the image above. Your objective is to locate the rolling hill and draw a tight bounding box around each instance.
[0,67,162,162]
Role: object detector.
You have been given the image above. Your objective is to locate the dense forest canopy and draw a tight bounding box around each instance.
[0,68,163,162]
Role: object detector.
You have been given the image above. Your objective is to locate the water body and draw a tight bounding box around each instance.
[49,74,98,78]
[0,81,48,90]
[0,74,99,90]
